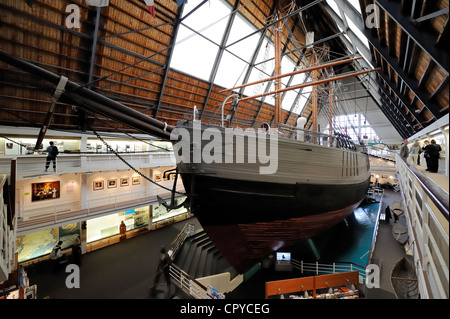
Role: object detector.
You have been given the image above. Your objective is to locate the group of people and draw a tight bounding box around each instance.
[400,139,442,173]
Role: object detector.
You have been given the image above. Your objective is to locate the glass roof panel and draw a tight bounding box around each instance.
[170,0,231,81]
[214,51,249,89]
[180,0,231,43]
[225,13,260,62]
[170,26,220,81]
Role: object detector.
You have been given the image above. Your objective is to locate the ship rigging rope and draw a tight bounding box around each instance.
[0,134,28,149]
[99,118,171,152]
[91,128,186,196]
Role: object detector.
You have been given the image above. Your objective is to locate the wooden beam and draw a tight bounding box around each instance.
[329,86,333,135]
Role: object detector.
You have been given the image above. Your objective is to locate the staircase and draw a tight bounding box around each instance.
[174,229,238,280]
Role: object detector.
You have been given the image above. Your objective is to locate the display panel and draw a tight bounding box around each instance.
[31,181,60,201]
[276,252,291,261]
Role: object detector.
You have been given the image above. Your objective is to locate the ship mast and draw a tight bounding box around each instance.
[312,51,319,132]
[274,12,282,125]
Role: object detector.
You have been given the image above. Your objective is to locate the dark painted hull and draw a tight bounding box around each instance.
[173,122,371,272]
[181,173,370,272]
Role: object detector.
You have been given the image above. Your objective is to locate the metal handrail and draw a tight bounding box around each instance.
[291,259,366,280]
[396,154,449,221]
[167,223,224,299]
[169,263,211,299]
[169,222,195,259]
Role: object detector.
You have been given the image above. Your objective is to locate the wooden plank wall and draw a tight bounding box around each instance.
[359,0,449,129]
[0,0,326,135]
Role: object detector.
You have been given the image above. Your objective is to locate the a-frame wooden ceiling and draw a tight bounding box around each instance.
[0,0,448,140]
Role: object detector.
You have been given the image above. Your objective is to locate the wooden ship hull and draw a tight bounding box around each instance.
[174,122,371,271]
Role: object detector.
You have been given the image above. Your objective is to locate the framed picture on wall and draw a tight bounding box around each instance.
[31,181,60,202]
[120,178,129,187]
[132,176,140,185]
[93,180,104,190]
[107,179,117,188]
[154,174,162,182]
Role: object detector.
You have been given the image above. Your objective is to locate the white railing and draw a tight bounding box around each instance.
[19,180,184,218]
[169,222,195,259]
[291,259,367,283]
[396,154,449,299]
[169,264,210,299]
[1,175,15,283]
[0,152,176,178]
[16,182,185,235]
[167,223,225,299]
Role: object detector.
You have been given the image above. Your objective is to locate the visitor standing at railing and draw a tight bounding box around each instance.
[45,141,59,172]
[399,139,409,162]
[409,141,421,168]
[425,139,442,173]
[422,140,431,171]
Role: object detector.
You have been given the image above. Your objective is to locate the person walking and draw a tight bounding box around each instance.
[149,246,173,298]
[45,141,59,172]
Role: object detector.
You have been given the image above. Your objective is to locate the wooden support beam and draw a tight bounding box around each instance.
[329,86,333,135]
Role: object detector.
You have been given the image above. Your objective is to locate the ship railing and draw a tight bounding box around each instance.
[291,259,366,282]
[268,123,358,152]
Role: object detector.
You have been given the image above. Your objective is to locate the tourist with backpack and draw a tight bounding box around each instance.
[50,241,64,272]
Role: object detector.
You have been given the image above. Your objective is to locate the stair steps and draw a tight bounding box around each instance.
[174,229,238,280]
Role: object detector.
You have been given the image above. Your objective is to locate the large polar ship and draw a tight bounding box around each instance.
[172,119,371,271]
[1,42,372,271]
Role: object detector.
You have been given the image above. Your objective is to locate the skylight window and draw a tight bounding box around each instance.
[170,0,231,81]
[215,10,260,89]
[324,113,382,143]
[170,0,314,115]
